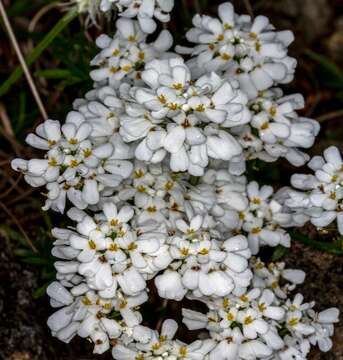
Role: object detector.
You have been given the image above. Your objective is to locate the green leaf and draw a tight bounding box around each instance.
[15,91,27,133]
[0,224,27,247]
[7,0,46,17]
[305,50,343,90]
[14,248,35,257]
[271,245,289,261]
[290,230,343,255]
[34,69,72,79]
[23,257,51,265]
[33,282,50,299]
[0,9,77,97]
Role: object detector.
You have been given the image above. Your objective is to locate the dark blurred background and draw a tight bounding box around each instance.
[0,0,342,359]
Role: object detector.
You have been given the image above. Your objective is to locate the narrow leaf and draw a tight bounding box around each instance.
[34,69,72,79]
[291,230,343,255]
[0,9,77,97]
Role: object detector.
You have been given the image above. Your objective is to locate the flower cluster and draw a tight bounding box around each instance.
[119,57,251,175]
[100,0,174,33]
[12,1,339,359]
[177,2,296,99]
[235,88,320,166]
[281,146,343,234]
[12,115,133,212]
[90,18,173,88]
[183,258,339,359]
[76,0,174,33]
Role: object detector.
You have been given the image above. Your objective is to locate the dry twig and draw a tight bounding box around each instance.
[0,173,23,200]
[0,124,21,156]
[0,201,38,253]
[0,0,48,120]
[28,2,59,32]
[317,109,343,122]
[243,0,254,18]
[0,102,14,137]
[7,188,35,205]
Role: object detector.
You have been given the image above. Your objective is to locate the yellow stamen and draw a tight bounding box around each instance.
[252,197,261,204]
[110,66,119,74]
[70,159,79,168]
[88,240,96,250]
[198,248,209,255]
[82,296,92,306]
[110,219,119,226]
[158,94,167,104]
[227,312,235,321]
[261,122,269,130]
[164,181,174,190]
[269,106,277,117]
[240,295,248,302]
[244,315,253,325]
[258,303,266,312]
[119,300,127,309]
[173,83,183,90]
[109,243,118,251]
[179,346,188,356]
[251,227,261,234]
[167,103,178,110]
[112,49,120,56]
[223,298,230,309]
[83,148,92,158]
[195,104,205,112]
[146,206,157,213]
[180,247,189,256]
[69,138,78,145]
[48,158,58,167]
[221,53,231,61]
[128,242,138,251]
[288,317,299,326]
[122,64,132,72]
[134,169,145,178]
[138,51,145,60]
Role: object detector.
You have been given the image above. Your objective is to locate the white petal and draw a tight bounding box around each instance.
[82,179,99,205]
[47,282,74,305]
[164,126,186,153]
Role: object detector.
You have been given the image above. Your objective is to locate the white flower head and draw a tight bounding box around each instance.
[90,18,174,88]
[12,115,133,212]
[120,57,250,175]
[177,2,296,98]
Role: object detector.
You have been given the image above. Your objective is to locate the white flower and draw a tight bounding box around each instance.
[209,328,243,360]
[99,0,175,34]
[236,89,320,167]
[286,146,343,234]
[155,270,187,301]
[90,18,173,88]
[238,181,291,254]
[11,116,133,212]
[177,2,296,98]
[308,308,339,352]
[119,58,249,175]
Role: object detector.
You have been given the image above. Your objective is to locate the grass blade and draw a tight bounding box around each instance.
[0,8,77,97]
[291,230,343,255]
